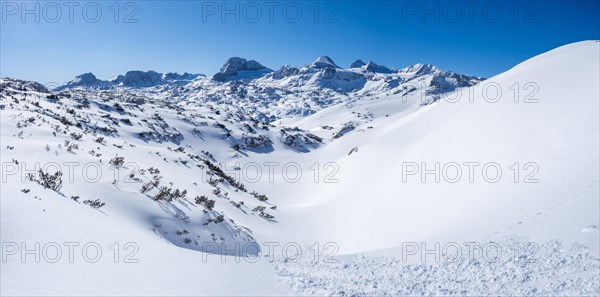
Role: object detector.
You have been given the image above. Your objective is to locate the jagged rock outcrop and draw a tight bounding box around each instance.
[350,59,366,68]
[213,57,272,82]
[364,61,394,74]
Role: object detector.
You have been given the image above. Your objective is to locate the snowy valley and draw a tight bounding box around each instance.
[1,41,599,296]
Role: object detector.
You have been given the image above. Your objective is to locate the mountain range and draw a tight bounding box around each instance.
[53,56,483,122]
[57,56,482,92]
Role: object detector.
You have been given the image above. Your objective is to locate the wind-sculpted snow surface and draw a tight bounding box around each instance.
[273,240,600,296]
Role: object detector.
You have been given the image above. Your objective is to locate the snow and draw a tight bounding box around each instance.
[273,239,600,296]
[309,56,341,69]
[1,40,599,296]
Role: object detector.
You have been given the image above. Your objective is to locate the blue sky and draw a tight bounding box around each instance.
[1,0,599,84]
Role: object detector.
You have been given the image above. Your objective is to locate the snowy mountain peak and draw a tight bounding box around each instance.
[213,57,272,82]
[162,72,202,81]
[308,56,340,69]
[400,63,441,76]
[350,59,366,68]
[272,65,301,79]
[115,70,202,86]
[73,72,98,83]
[56,70,203,90]
[112,70,164,87]
[364,61,394,74]
[54,72,109,91]
[350,59,393,73]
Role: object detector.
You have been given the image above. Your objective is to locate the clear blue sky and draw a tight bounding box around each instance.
[1,0,599,84]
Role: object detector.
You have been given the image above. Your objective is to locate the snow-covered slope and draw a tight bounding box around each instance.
[276,40,600,253]
[239,40,600,295]
[1,41,598,296]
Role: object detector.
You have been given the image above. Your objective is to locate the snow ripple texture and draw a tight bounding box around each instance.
[273,240,600,296]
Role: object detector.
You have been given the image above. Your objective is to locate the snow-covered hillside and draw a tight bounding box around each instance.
[279,40,600,252]
[1,41,598,296]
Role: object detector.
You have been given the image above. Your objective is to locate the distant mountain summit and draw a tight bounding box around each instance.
[350,59,394,73]
[350,59,366,68]
[110,70,203,87]
[163,72,199,81]
[55,71,203,90]
[110,71,164,87]
[307,56,340,69]
[73,72,100,84]
[364,61,394,74]
[55,72,110,90]
[212,57,272,82]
